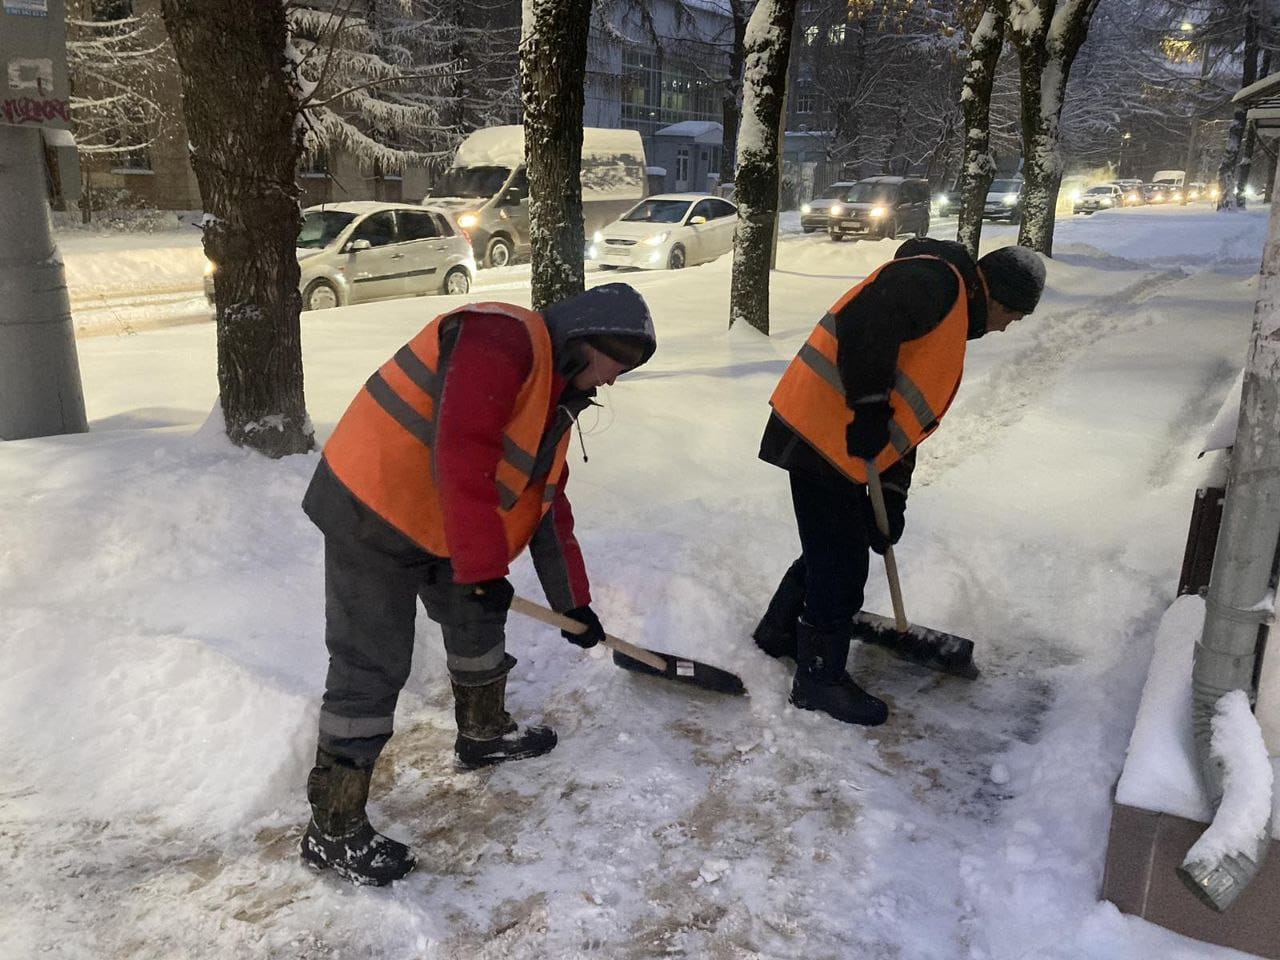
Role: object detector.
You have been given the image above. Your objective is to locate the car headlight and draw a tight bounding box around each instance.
[1127,193,1139,202]
[1070,191,1082,201]
[203,258,216,276]
[587,245,598,259]
[1101,198,1112,206]
[643,231,670,247]
[593,230,604,243]
[829,204,843,217]
[801,203,812,214]
[936,194,948,206]
[457,212,479,229]
[1002,194,1018,206]
[868,206,886,219]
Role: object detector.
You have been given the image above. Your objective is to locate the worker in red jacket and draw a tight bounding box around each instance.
[299,283,657,886]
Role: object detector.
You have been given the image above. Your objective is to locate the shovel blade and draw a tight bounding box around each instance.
[610,649,747,696]
[852,611,979,680]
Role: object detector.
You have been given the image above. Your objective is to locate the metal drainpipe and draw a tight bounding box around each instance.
[1177,196,1280,912]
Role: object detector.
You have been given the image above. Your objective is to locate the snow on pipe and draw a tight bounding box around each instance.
[1179,243,1280,911]
[1179,690,1274,912]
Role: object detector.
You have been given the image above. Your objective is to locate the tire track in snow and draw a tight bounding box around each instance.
[914,267,1187,487]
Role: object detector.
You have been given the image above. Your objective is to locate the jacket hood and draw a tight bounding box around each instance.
[543,283,658,378]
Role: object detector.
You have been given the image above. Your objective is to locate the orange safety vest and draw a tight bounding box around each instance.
[769,255,969,483]
[321,303,571,559]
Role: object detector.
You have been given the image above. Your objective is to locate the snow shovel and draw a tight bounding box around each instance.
[510,596,747,696]
[851,465,980,680]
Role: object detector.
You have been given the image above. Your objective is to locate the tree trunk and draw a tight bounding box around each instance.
[1006,0,1101,257]
[520,0,592,312]
[160,0,312,458]
[956,7,1004,260]
[729,0,797,335]
[1220,17,1262,211]
[719,0,749,188]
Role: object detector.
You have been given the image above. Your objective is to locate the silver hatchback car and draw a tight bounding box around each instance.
[204,201,476,311]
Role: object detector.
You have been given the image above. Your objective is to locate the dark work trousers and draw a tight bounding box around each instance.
[782,471,873,630]
[317,534,511,763]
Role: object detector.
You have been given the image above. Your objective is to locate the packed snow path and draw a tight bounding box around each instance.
[3,206,1270,958]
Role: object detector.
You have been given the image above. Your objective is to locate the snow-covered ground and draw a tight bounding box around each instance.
[5,204,1271,958]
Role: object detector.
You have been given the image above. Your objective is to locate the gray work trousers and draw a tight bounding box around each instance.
[316,534,512,762]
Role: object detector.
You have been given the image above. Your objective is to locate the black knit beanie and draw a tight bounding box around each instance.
[977,246,1046,314]
[586,333,649,370]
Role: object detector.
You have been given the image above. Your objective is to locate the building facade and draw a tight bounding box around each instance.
[72,0,733,212]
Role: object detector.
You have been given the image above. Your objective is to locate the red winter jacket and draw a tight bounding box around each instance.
[433,311,590,608]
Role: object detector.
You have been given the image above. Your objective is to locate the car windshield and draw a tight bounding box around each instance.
[427,165,511,199]
[297,211,357,249]
[819,184,854,200]
[1086,186,1114,195]
[843,182,894,204]
[622,199,692,223]
[989,180,1021,193]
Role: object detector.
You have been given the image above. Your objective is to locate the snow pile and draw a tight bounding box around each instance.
[3,204,1272,958]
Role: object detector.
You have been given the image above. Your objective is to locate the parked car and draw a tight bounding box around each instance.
[203,202,476,311]
[1074,183,1124,214]
[800,181,859,232]
[982,178,1024,222]
[426,125,646,267]
[587,193,738,270]
[827,176,931,241]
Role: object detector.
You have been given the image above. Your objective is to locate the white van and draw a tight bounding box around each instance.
[424,126,647,268]
[1151,169,1186,188]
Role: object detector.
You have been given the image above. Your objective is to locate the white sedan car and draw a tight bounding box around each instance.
[588,193,738,270]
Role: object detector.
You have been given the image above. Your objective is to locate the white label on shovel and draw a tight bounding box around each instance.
[676,660,695,677]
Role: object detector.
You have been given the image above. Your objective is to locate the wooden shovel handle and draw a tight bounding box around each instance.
[865,463,910,633]
[509,595,669,672]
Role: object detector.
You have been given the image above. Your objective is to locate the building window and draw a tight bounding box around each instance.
[828,24,846,44]
[91,0,134,18]
[804,25,819,46]
[675,148,689,183]
[621,48,720,139]
[796,91,815,114]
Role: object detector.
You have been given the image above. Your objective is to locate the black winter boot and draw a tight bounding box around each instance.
[300,750,416,886]
[790,620,889,726]
[452,674,557,770]
[753,561,806,660]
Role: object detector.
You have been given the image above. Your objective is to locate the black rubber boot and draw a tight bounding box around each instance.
[790,620,889,726]
[300,750,416,886]
[452,673,557,771]
[753,561,806,660]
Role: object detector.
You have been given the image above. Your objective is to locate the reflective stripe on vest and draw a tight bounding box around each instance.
[769,256,968,483]
[321,302,572,558]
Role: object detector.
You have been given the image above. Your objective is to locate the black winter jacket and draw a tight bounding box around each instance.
[759,248,984,498]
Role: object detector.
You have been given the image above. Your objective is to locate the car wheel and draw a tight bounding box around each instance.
[667,245,686,270]
[485,236,514,268]
[443,267,470,295]
[882,218,898,240]
[915,218,929,238]
[802,227,816,234]
[303,279,339,312]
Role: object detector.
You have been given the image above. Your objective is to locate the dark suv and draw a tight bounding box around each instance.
[827,176,931,242]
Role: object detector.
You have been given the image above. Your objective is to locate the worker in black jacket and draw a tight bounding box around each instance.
[755,239,1045,726]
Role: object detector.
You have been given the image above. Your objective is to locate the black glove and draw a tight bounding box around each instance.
[467,577,514,614]
[560,605,605,649]
[845,399,893,460]
[863,487,907,555]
